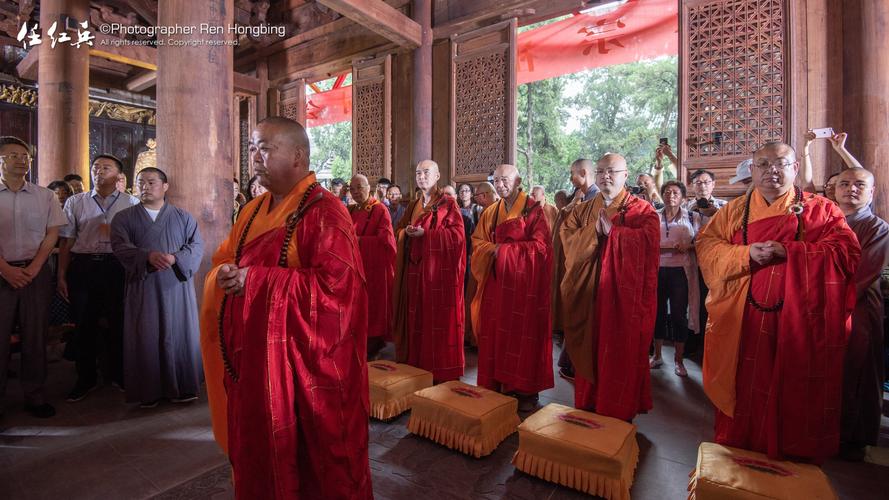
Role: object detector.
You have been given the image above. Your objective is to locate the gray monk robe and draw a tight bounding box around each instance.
[842,206,889,446]
[111,203,204,404]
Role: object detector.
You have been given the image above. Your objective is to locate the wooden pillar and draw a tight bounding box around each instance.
[36,0,90,186]
[843,0,889,219]
[157,0,234,278]
[411,0,432,165]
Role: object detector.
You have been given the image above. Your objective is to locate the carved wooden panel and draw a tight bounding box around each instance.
[277,79,306,126]
[352,55,391,185]
[450,19,516,182]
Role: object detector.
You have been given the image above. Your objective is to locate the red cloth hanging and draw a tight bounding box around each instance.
[306,0,678,127]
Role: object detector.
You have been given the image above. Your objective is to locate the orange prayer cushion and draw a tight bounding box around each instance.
[367,361,433,420]
[407,381,519,458]
[512,403,639,500]
[688,443,838,500]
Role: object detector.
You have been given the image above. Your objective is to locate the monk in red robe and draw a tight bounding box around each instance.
[392,160,465,382]
[696,142,860,463]
[559,153,660,421]
[199,117,372,499]
[349,173,396,358]
[471,164,553,412]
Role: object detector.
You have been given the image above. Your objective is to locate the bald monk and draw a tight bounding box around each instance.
[471,164,553,411]
[554,159,600,379]
[199,117,372,498]
[349,174,396,358]
[696,142,860,463]
[835,168,889,460]
[560,153,659,420]
[392,160,466,381]
[530,185,558,231]
[474,181,499,208]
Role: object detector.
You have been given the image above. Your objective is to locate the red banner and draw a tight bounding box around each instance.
[307,0,678,128]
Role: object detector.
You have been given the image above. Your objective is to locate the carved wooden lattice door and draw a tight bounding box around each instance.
[680,0,791,197]
[450,19,517,183]
[352,55,392,185]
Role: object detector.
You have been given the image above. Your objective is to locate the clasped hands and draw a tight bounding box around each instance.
[148,251,176,271]
[596,209,613,236]
[748,241,786,266]
[404,225,425,238]
[1,263,41,289]
[218,263,249,295]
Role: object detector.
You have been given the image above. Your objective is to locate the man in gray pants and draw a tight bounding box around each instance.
[0,136,67,418]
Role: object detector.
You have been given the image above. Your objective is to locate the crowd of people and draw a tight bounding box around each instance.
[1,118,886,497]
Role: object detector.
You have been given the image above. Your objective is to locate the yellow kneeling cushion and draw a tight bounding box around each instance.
[368,361,433,420]
[407,381,519,458]
[512,403,639,500]
[688,443,838,500]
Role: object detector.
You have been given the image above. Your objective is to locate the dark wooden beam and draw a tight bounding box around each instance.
[432,0,539,39]
[317,0,422,48]
[125,70,157,92]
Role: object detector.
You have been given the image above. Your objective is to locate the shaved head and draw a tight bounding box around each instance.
[751,142,799,201]
[415,159,441,193]
[442,184,456,197]
[474,181,498,208]
[836,168,875,213]
[257,116,310,154]
[595,153,629,196]
[570,158,595,193]
[492,164,521,201]
[250,117,312,196]
[349,173,371,204]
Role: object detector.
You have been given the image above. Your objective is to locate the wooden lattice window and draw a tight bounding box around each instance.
[680,0,790,195]
[450,20,517,182]
[352,55,391,185]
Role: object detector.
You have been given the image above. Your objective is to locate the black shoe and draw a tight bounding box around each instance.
[139,400,160,409]
[170,394,198,404]
[25,403,56,418]
[558,367,575,382]
[66,382,98,402]
[517,394,540,413]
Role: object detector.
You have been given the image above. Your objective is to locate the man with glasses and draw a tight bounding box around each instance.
[0,137,67,419]
[686,169,727,221]
[696,142,860,463]
[59,154,139,402]
[559,153,660,421]
[473,181,499,208]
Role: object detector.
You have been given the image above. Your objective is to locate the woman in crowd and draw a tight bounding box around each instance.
[245,174,267,202]
[650,180,702,377]
[456,183,483,224]
[47,180,74,207]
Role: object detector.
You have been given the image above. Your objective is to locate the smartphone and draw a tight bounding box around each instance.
[659,138,669,146]
[812,127,834,139]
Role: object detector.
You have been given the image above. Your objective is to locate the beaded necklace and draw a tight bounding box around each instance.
[741,185,804,313]
[217,182,320,382]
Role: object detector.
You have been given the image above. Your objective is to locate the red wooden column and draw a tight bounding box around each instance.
[411,0,432,165]
[36,0,90,185]
[843,0,889,219]
[157,0,234,277]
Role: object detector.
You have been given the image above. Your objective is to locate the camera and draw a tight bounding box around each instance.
[696,197,710,209]
[629,186,644,195]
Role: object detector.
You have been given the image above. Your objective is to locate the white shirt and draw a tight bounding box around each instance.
[0,181,67,261]
[657,207,701,268]
[144,206,160,221]
[61,189,139,254]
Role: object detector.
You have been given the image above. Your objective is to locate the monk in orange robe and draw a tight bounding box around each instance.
[199,117,372,499]
[471,164,553,411]
[349,174,396,357]
[392,160,466,382]
[696,142,860,463]
[560,153,660,421]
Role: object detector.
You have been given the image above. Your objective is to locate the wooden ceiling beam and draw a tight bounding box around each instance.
[316,0,421,48]
[90,34,157,71]
[125,70,157,92]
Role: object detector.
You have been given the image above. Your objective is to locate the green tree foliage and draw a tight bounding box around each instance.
[308,121,352,181]
[517,57,678,200]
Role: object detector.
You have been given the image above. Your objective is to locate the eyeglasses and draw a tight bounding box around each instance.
[594,169,627,177]
[692,180,714,186]
[753,160,795,172]
[0,153,32,162]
